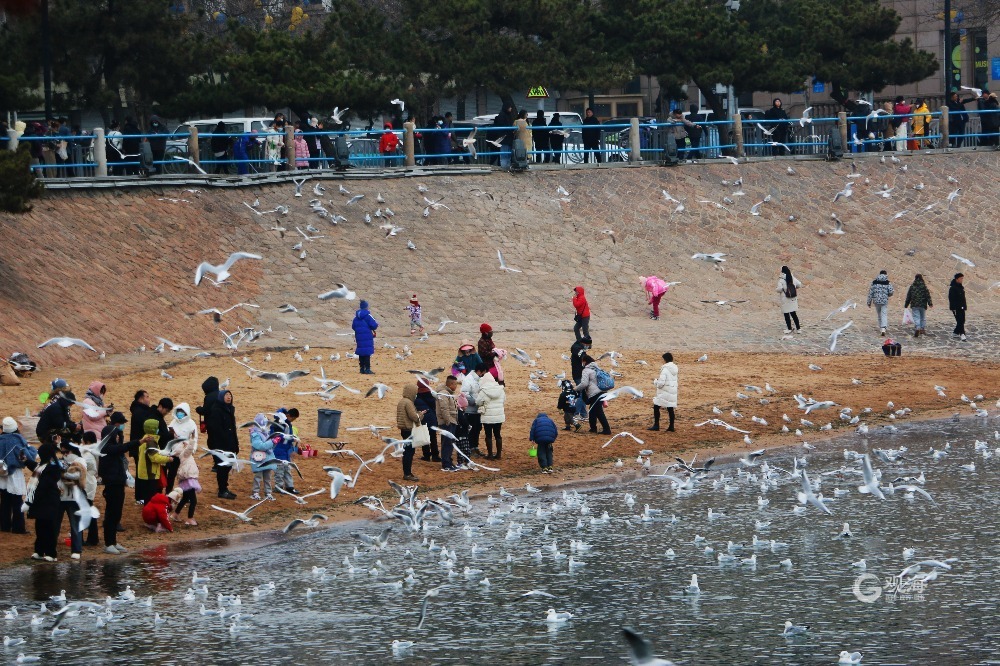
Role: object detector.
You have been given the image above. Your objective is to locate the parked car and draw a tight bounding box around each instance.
[162,117,276,174]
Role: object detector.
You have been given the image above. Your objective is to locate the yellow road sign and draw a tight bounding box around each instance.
[527,86,549,99]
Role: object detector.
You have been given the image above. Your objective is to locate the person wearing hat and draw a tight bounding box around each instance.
[570,335,593,423]
[206,390,240,499]
[405,294,425,336]
[98,411,140,553]
[454,341,482,379]
[949,273,968,341]
[867,269,894,336]
[57,439,88,559]
[352,300,380,375]
[136,419,172,504]
[81,380,111,440]
[477,323,499,384]
[0,416,37,534]
[27,441,65,561]
[35,388,78,444]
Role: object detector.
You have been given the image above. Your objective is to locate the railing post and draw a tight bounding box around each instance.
[7,128,19,151]
[285,126,296,170]
[838,112,848,151]
[403,122,415,167]
[187,126,199,171]
[733,112,744,158]
[939,106,950,149]
[93,127,107,176]
[629,117,641,162]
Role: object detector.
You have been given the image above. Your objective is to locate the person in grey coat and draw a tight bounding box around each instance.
[867,270,894,336]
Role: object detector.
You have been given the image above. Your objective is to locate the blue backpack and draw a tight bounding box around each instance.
[595,368,615,392]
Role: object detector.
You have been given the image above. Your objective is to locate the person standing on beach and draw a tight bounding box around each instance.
[206,390,239,499]
[651,353,678,432]
[477,366,506,460]
[352,300,379,375]
[570,336,592,423]
[867,270,894,336]
[572,286,591,340]
[575,354,611,435]
[904,274,932,337]
[949,273,968,341]
[777,266,802,334]
[396,383,423,482]
[98,412,138,554]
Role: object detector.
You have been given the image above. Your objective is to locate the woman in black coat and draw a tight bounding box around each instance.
[763,98,789,152]
[206,390,239,499]
[549,113,565,164]
[27,442,64,561]
[531,111,550,163]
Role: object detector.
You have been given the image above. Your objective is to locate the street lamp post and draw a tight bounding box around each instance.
[42,0,52,118]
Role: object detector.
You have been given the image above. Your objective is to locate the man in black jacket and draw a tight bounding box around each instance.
[35,392,77,444]
[99,412,140,554]
[949,273,968,340]
[581,108,602,163]
[128,390,157,502]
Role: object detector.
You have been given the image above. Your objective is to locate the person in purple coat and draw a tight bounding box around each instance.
[352,300,379,375]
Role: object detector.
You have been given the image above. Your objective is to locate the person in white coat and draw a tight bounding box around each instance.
[168,403,200,525]
[476,370,506,460]
[777,265,803,333]
[651,353,678,431]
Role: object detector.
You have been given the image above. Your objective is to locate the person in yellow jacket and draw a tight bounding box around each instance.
[910,99,930,149]
[136,419,171,504]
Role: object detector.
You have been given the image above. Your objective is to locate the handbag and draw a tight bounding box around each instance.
[411,423,431,448]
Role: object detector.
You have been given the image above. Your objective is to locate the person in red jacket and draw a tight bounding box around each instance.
[379,123,400,167]
[572,286,591,341]
[142,489,179,533]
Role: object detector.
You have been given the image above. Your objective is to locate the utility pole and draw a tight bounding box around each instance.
[943,0,951,92]
[42,0,52,118]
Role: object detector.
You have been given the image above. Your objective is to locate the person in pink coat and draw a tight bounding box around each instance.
[81,381,111,439]
[643,276,670,320]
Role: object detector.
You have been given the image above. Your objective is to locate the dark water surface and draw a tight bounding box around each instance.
[2,418,999,665]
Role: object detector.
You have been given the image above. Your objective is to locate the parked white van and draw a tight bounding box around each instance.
[163,117,276,174]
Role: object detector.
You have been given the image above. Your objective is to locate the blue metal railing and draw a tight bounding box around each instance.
[9,109,998,178]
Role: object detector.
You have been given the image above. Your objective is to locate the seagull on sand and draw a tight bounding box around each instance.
[194,252,262,286]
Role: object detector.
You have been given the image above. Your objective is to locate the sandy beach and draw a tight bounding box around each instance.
[2,335,996,567]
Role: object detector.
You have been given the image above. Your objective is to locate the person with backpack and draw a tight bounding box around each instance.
[777,266,802,334]
[557,380,580,432]
[575,354,612,435]
[866,269,895,336]
[569,336,592,423]
[650,353,678,431]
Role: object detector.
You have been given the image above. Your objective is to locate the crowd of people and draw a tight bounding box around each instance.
[777,266,971,342]
[0,376,303,562]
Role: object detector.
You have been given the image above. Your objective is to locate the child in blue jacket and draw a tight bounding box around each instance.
[529,412,558,473]
[270,408,300,493]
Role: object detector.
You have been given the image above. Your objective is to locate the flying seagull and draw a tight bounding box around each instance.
[829,320,853,352]
[498,250,522,273]
[194,252,262,286]
[318,284,357,300]
[37,337,97,352]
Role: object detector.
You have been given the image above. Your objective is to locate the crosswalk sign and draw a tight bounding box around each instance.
[527,86,549,99]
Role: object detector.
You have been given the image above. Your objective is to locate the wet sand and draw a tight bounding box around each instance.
[1,338,996,566]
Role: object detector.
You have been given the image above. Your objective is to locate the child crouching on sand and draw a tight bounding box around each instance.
[143,488,181,533]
